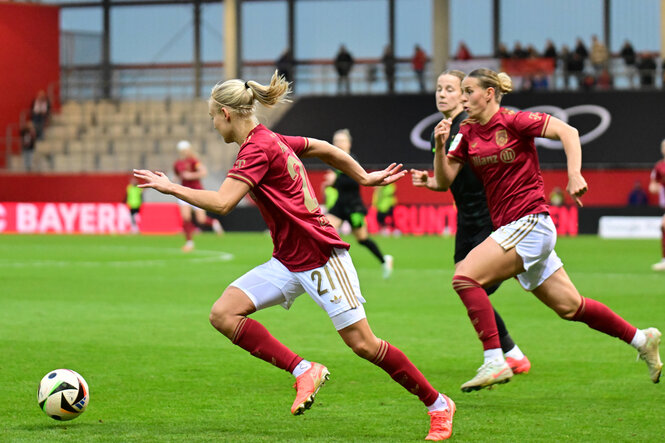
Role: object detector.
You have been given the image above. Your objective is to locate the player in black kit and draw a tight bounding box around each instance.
[410,70,531,378]
[323,129,394,279]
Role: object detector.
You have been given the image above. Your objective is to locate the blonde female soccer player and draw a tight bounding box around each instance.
[134,71,455,441]
[433,68,662,392]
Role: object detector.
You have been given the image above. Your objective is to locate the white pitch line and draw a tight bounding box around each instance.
[0,249,234,268]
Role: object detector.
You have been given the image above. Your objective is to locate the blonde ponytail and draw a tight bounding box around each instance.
[209,70,291,118]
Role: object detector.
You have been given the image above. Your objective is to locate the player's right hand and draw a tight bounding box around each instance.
[410,169,429,187]
[434,118,452,148]
[133,169,174,195]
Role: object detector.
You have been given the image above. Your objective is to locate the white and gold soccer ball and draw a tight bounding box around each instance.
[37,369,90,421]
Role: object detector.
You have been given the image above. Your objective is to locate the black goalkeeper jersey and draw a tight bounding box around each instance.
[430,111,493,230]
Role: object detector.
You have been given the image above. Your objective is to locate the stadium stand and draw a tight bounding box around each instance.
[29,99,291,174]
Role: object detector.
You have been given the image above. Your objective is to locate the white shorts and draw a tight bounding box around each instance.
[490,213,563,291]
[230,248,367,330]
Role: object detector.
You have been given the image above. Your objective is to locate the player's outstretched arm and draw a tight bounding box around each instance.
[543,117,587,207]
[133,169,249,215]
[302,138,406,186]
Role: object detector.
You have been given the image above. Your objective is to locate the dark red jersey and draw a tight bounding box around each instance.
[227,124,349,272]
[651,159,665,207]
[174,157,203,190]
[447,108,551,228]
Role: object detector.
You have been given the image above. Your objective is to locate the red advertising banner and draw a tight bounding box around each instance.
[366,204,578,237]
[0,202,578,236]
[500,57,556,76]
[0,202,182,234]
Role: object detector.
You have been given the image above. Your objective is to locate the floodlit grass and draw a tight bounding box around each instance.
[1,233,663,442]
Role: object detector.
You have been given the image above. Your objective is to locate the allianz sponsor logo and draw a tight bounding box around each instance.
[410,104,611,151]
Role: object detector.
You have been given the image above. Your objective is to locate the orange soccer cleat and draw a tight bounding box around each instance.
[425,395,456,441]
[291,362,330,415]
[506,355,531,375]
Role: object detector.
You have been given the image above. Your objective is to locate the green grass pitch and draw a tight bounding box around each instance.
[1,233,663,442]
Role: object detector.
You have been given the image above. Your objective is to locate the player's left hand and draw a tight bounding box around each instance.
[133,169,175,194]
[567,173,588,207]
[364,163,407,186]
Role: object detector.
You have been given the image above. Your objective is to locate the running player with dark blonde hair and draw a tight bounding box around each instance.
[434,68,662,392]
[135,71,456,441]
[411,70,531,381]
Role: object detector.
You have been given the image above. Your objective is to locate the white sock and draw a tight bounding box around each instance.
[630,329,647,349]
[292,359,312,378]
[504,345,525,360]
[483,348,504,364]
[426,393,450,412]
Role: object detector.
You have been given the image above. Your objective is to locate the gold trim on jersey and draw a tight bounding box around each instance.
[499,214,538,250]
[539,114,551,137]
[227,172,255,188]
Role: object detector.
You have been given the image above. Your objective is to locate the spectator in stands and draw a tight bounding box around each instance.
[596,68,613,90]
[276,48,295,84]
[637,53,657,88]
[20,121,37,171]
[560,45,572,89]
[412,45,427,92]
[30,90,50,140]
[512,42,529,59]
[590,35,609,76]
[628,181,649,207]
[454,41,472,60]
[381,45,396,94]
[528,71,549,91]
[526,44,539,58]
[620,40,637,88]
[620,40,637,66]
[542,39,557,60]
[334,45,354,95]
[573,37,589,63]
[495,43,511,59]
[566,51,586,90]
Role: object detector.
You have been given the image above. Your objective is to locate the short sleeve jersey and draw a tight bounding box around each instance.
[651,159,665,208]
[430,111,493,230]
[227,124,350,272]
[447,108,551,228]
[174,157,203,190]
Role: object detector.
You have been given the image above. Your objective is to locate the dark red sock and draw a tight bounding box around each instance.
[183,220,195,241]
[661,226,665,259]
[452,275,500,350]
[232,317,302,373]
[371,340,439,406]
[571,297,637,344]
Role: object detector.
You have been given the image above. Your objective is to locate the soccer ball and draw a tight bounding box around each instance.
[37,369,89,421]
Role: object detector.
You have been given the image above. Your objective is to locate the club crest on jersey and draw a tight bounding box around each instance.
[500,148,516,163]
[495,130,508,147]
[528,112,542,121]
[234,159,246,168]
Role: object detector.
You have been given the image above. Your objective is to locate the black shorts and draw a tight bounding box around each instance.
[455,223,501,296]
[329,200,367,228]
